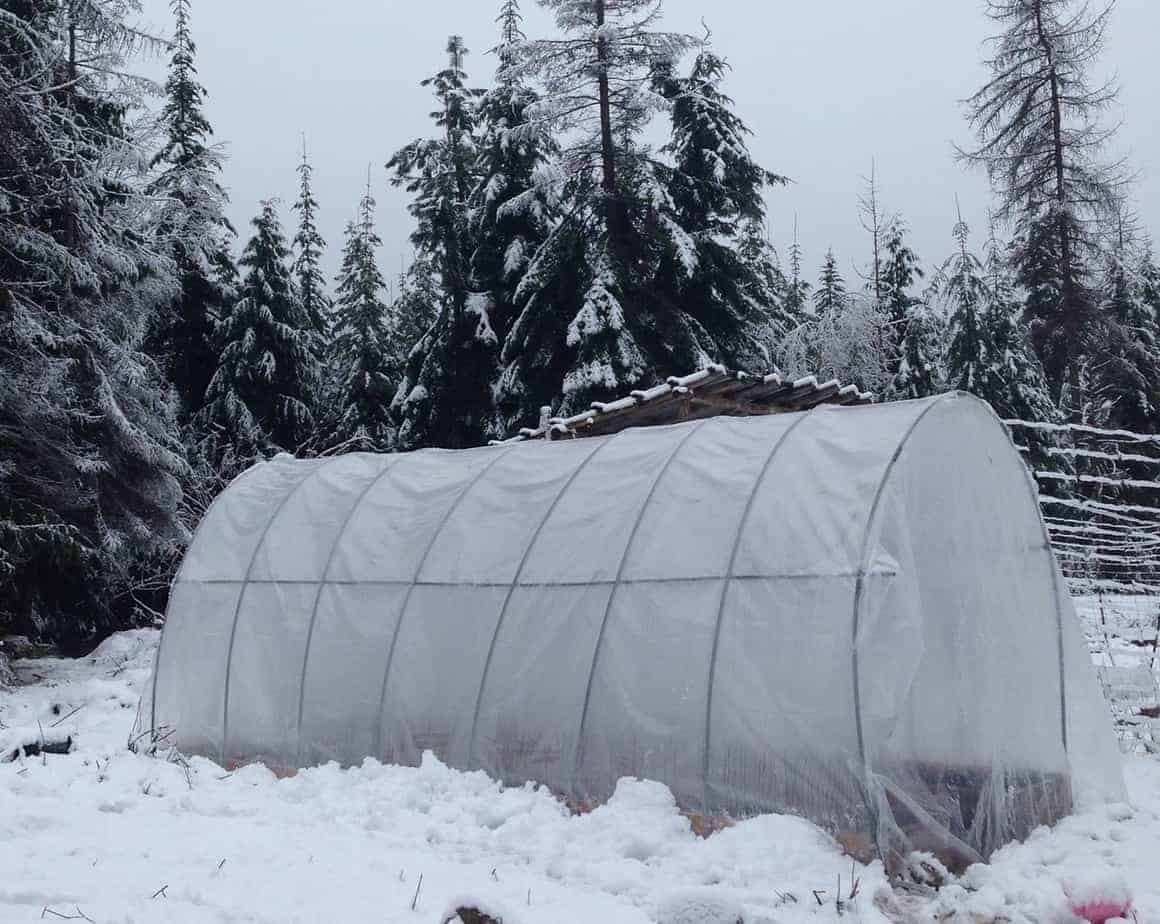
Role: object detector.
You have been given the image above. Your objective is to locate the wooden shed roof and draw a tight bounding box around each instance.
[495,365,875,443]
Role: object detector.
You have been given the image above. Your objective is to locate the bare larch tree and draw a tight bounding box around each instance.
[960,0,1126,410]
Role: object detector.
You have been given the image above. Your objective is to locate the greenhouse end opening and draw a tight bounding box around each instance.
[136,392,1124,869]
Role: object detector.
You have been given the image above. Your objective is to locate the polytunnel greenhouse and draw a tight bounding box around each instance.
[137,392,1123,865]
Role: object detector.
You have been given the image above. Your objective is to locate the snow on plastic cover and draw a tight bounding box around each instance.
[136,393,1124,864]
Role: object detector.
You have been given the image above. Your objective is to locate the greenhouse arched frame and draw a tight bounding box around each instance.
[138,392,1123,865]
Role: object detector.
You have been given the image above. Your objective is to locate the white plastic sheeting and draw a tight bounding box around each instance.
[137,393,1124,863]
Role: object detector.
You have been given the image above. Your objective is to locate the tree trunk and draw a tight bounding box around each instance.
[65,2,79,249]
[444,101,468,320]
[595,0,616,198]
[1035,0,1079,404]
[594,0,627,249]
[867,162,882,303]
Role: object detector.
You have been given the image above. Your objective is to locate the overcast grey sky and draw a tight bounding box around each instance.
[137,0,1160,292]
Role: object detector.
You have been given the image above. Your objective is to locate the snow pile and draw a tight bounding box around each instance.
[900,765,1156,923]
[654,889,744,924]
[2,628,1158,923]
[0,629,155,762]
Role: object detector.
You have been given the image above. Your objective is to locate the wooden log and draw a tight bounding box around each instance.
[6,736,73,762]
[444,908,501,924]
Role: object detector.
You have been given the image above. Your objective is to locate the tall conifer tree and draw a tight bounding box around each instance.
[389,37,496,449]
[468,0,556,352]
[982,222,1059,426]
[499,0,713,425]
[292,139,332,342]
[1093,215,1160,433]
[201,202,317,459]
[890,301,943,400]
[1,0,187,643]
[961,0,1125,410]
[881,219,925,376]
[653,47,791,366]
[941,213,1057,446]
[735,220,797,360]
[331,183,394,451]
[943,214,992,397]
[148,0,236,419]
[814,250,848,316]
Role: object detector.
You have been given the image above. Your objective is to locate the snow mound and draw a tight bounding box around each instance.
[88,628,158,672]
[913,787,1154,924]
[654,889,744,924]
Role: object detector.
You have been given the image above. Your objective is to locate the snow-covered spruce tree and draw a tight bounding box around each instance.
[982,222,1059,424]
[386,256,442,384]
[292,139,332,343]
[882,220,924,322]
[328,185,394,452]
[290,140,334,426]
[469,0,556,309]
[940,212,1058,451]
[960,0,1125,410]
[0,0,187,645]
[982,220,1062,470]
[735,219,796,363]
[389,37,496,449]
[1092,213,1160,433]
[148,0,236,420]
[813,249,848,316]
[200,201,317,461]
[880,218,927,383]
[464,0,558,429]
[942,214,993,398]
[497,0,701,427]
[890,296,944,401]
[652,46,791,367]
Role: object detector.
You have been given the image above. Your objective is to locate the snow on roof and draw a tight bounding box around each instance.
[496,366,874,443]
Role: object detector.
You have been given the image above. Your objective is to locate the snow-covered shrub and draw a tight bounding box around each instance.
[778,294,894,394]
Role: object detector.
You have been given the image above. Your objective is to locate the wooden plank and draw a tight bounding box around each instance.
[783,381,841,411]
[510,367,872,441]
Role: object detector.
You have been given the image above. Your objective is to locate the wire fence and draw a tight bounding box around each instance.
[1007,419,1160,753]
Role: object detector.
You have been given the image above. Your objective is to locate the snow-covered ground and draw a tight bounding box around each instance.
[0,628,1153,923]
[1076,593,1160,752]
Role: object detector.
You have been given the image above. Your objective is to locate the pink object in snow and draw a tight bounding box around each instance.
[1068,898,1132,924]
[1064,872,1133,924]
